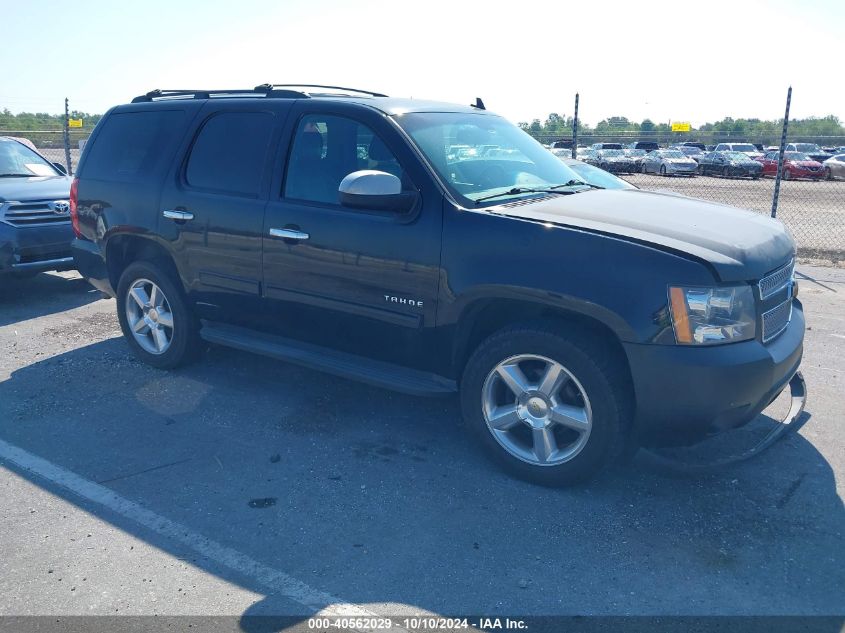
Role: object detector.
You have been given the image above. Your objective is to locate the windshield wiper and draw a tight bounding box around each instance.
[474,186,580,204]
[0,173,34,178]
[548,179,604,190]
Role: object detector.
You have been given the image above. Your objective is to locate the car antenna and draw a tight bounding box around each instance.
[471,97,485,110]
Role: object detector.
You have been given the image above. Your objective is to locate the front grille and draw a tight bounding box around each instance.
[1,200,71,227]
[762,298,793,343]
[758,260,794,300]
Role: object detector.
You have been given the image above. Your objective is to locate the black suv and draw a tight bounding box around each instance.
[71,85,804,485]
[1,137,74,277]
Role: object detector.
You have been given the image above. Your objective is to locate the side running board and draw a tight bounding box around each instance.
[200,322,457,397]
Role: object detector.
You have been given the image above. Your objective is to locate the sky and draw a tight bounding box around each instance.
[1,0,844,127]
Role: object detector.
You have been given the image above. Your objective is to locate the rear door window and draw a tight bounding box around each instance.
[82,110,185,182]
[185,112,275,197]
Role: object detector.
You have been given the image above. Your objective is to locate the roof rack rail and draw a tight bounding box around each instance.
[258,84,388,97]
[130,87,308,103]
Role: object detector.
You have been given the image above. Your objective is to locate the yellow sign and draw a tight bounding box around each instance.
[671,122,691,132]
[68,118,83,128]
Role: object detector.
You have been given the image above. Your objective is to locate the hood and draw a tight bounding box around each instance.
[794,160,822,167]
[488,189,794,282]
[0,175,72,203]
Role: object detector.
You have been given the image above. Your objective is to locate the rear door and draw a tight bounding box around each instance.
[158,102,290,320]
[260,102,444,371]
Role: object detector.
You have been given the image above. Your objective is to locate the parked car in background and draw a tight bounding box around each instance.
[822,154,845,180]
[0,136,75,278]
[628,141,659,152]
[623,148,647,168]
[590,142,624,150]
[784,143,832,164]
[671,145,706,163]
[549,139,574,150]
[595,149,637,174]
[680,141,706,151]
[697,151,763,179]
[714,142,763,159]
[640,149,698,176]
[755,151,825,180]
[577,148,599,165]
[558,157,636,190]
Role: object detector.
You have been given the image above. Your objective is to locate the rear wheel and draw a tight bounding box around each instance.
[659,165,667,176]
[116,260,204,369]
[722,166,731,178]
[460,322,631,486]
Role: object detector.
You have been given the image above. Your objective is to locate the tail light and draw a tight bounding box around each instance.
[69,177,81,238]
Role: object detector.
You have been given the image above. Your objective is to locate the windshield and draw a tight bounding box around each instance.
[724,152,750,161]
[660,150,685,159]
[677,146,702,155]
[562,159,635,190]
[729,144,756,152]
[395,112,588,206]
[0,138,60,176]
[794,143,820,152]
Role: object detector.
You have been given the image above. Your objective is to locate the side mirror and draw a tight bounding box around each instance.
[338,170,418,213]
[52,162,68,175]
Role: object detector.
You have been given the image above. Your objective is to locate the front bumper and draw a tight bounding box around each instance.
[665,163,697,175]
[624,299,805,447]
[0,221,75,274]
[71,237,113,296]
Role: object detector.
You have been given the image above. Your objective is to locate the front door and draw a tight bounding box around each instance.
[261,104,443,371]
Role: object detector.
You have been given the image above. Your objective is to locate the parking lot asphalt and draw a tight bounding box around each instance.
[0,268,843,618]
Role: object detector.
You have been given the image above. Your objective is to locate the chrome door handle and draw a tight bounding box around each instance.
[163,210,194,221]
[269,228,309,240]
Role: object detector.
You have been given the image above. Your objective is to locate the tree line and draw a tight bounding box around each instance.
[0,109,103,131]
[518,113,845,143]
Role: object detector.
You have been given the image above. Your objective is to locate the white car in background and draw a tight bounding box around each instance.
[714,142,763,159]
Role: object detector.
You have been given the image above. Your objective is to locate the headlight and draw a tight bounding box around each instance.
[668,285,756,345]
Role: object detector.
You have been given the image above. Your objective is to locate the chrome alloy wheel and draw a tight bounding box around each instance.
[125,278,175,355]
[481,354,593,466]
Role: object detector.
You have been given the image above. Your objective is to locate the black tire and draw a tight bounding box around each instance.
[659,164,667,176]
[116,260,204,369]
[697,164,704,176]
[460,321,632,486]
[824,167,832,181]
[782,169,791,181]
[641,162,647,174]
[722,166,730,179]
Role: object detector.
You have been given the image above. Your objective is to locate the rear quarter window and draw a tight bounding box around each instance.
[80,110,185,182]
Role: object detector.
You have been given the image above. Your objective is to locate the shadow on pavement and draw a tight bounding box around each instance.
[0,272,101,327]
[0,338,843,629]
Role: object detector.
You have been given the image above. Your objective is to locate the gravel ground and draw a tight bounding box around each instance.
[0,269,843,621]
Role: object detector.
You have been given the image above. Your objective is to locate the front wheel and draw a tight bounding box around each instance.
[824,167,832,180]
[460,322,632,486]
[659,165,667,176]
[641,162,648,174]
[116,260,204,369]
[782,169,791,181]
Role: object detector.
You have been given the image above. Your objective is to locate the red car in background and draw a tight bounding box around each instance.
[755,151,825,180]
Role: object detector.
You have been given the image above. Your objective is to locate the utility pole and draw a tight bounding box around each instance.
[771,86,792,219]
[63,97,72,175]
[571,93,579,159]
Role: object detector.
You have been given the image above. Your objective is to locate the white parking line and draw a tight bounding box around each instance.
[0,438,378,619]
